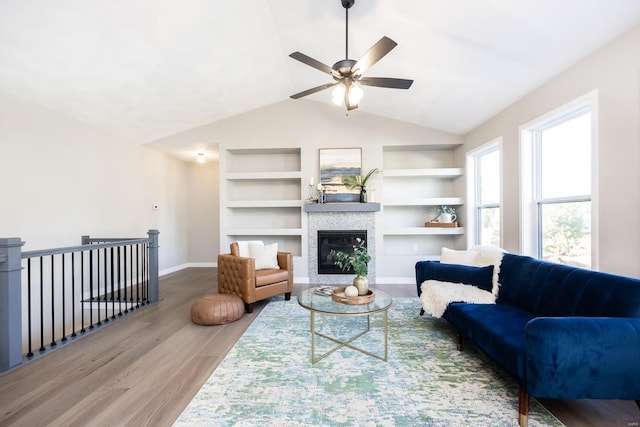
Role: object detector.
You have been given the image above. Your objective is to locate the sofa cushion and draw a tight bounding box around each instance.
[498,253,640,317]
[416,261,494,293]
[440,246,505,295]
[445,303,536,384]
[440,247,480,265]
[422,261,494,292]
[420,280,495,317]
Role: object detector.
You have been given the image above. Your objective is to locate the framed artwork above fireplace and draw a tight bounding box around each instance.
[319,148,361,202]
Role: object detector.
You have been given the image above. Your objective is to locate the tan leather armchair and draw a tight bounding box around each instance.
[218,242,293,313]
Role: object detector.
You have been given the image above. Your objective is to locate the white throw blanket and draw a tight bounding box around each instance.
[420,246,506,318]
[470,244,505,296]
[420,280,496,318]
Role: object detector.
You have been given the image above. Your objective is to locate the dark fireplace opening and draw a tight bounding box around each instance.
[317,230,367,275]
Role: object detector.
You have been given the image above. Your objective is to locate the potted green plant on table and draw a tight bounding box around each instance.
[330,237,371,295]
[341,168,379,203]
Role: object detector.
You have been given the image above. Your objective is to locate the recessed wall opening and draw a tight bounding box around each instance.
[317,230,367,274]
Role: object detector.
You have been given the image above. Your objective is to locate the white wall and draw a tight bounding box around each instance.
[186,160,219,265]
[0,90,189,271]
[461,24,640,277]
[149,100,463,281]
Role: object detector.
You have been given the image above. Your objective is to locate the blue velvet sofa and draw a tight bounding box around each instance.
[416,253,640,426]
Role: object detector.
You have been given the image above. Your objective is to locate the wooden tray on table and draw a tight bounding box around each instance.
[331,287,375,304]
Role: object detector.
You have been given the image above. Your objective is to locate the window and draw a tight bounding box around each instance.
[467,140,501,247]
[521,101,593,268]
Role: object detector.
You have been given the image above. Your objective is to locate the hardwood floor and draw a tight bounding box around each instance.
[0,268,637,426]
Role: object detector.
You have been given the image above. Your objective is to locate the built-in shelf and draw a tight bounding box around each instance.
[383,198,464,207]
[221,147,303,256]
[226,171,301,180]
[228,228,303,236]
[381,143,465,260]
[226,200,302,208]
[382,168,463,178]
[384,227,466,236]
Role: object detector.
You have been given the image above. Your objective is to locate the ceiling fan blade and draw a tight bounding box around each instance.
[359,77,413,89]
[289,52,341,78]
[290,82,339,99]
[352,36,397,76]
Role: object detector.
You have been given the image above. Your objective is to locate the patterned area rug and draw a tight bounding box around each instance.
[175,296,563,427]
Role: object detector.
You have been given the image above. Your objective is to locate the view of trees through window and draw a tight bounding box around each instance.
[540,201,590,265]
[535,111,591,268]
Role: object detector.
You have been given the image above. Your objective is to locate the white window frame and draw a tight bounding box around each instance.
[519,91,598,268]
[466,138,502,248]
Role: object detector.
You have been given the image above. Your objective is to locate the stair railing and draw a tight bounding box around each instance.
[0,229,159,374]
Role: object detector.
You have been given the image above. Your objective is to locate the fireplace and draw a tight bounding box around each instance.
[306,205,378,285]
[317,230,367,274]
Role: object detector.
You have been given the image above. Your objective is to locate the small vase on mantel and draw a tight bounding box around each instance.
[353,275,369,296]
[359,188,367,203]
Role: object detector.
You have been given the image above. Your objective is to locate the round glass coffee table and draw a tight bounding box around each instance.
[297,287,392,364]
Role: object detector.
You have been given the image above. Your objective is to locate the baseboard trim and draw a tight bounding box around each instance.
[159,262,217,277]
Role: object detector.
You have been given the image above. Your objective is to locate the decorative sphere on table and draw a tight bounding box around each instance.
[344,285,359,297]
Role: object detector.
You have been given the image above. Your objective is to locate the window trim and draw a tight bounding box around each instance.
[519,91,598,267]
[466,138,502,248]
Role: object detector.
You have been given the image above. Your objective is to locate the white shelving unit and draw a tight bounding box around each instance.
[382,167,464,178]
[381,145,465,257]
[221,148,303,256]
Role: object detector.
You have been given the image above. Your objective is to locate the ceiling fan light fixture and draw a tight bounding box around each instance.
[347,82,363,106]
[288,0,413,110]
[332,83,346,105]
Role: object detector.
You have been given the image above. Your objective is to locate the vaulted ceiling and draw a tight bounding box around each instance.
[1,0,640,144]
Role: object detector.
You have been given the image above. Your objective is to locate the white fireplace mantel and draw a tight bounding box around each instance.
[304,202,381,213]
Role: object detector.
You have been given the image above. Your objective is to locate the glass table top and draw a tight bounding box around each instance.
[297,287,392,315]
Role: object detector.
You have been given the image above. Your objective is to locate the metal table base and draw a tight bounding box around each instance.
[309,307,389,364]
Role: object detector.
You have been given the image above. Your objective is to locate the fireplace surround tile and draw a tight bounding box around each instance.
[308,211,376,285]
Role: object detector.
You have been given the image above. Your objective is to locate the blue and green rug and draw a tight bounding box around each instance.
[175,296,563,426]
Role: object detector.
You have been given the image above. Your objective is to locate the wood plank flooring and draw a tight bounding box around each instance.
[0,268,638,426]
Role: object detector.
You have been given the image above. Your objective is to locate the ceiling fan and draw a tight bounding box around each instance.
[289,0,413,111]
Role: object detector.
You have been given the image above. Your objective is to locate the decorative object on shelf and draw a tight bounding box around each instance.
[316,183,326,203]
[330,237,371,295]
[426,221,459,228]
[341,168,379,203]
[435,205,457,223]
[319,148,361,202]
[307,177,317,201]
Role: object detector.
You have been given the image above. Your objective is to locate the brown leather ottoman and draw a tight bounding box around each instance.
[191,294,244,325]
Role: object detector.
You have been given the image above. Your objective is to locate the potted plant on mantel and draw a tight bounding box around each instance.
[341,168,379,203]
[330,238,371,296]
